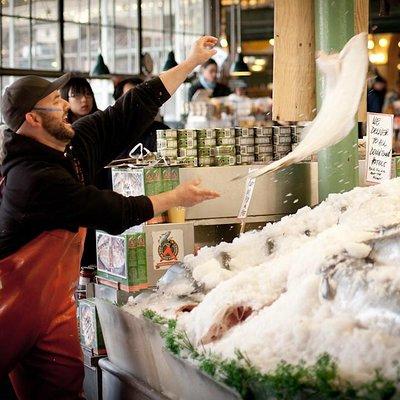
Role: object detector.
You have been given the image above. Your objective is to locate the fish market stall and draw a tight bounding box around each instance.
[97,177,400,399]
[90,2,400,399]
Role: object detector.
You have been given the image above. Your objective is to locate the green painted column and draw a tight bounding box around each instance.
[315,0,359,201]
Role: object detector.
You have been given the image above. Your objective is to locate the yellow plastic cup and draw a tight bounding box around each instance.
[167,206,186,223]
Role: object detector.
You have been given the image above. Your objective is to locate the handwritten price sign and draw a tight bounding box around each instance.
[366,113,394,184]
[238,168,259,219]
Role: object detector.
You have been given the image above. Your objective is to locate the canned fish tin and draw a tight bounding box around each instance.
[178,129,197,139]
[236,145,255,155]
[236,137,255,145]
[157,139,178,149]
[255,136,272,145]
[215,145,236,156]
[255,154,274,162]
[255,127,273,137]
[291,125,305,143]
[178,138,197,148]
[158,149,178,158]
[274,152,290,161]
[197,137,217,147]
[156,129,166,139]
[197,129,217,139]
[273,134,292,145]
[197,147,215,157]
[165,129,178,139]
[178,148,198,157]
[275,126,291,135]
[217,137,236,146]
[274,144,292,152]
[218,128,236,139]
[236,127,255,137]
[177,156,198,167]
[215,155,236,166]
[255,144,273,154]
[274,151,291,161]
[236,154,255,165]
[198,156,215,167]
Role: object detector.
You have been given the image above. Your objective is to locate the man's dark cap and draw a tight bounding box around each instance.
[1,73,71,132]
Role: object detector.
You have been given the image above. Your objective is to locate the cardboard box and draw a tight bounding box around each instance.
[112,165,180,226]
[96,231,148,292]
[78,298,106,355]
[144,222,195,286]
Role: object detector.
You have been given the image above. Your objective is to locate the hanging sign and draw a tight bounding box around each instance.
[238,168,259,219]
[366,112,394,184]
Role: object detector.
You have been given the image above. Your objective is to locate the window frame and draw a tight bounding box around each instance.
[0,0,206,79]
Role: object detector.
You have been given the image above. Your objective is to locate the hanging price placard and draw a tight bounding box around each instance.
[238,168,258,219]
[366,112,394,184]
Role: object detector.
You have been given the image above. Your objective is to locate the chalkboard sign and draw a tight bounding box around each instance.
[366,112,394,184]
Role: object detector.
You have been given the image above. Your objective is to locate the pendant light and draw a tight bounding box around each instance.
[230,3,250,77]
[91,8,110,76]
[163,51,178,71]
[163,0,178,71]
[92,53,110,75]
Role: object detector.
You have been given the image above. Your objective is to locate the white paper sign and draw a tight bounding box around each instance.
[152,229,184,270]
[238,168,258,219]
[366,112,394,184]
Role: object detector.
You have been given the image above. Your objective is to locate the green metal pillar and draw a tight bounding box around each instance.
[315,0,359,201]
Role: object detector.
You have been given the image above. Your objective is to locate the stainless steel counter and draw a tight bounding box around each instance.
[179,162,315,222]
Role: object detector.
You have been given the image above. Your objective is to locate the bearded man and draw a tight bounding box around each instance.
[0,36,219,399]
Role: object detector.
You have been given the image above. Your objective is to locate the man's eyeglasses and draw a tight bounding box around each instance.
[32,107,64,112]
[69,93,93,100]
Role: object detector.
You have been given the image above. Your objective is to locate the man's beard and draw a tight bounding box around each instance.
[40,112,75,143]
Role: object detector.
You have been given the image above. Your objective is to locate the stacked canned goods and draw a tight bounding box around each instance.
[177,129,198,166]
[254,127,273,163]
[215,128,236,166]
[156,125,300,167]
[290,125,300,151]
[156,129,178,160]
[197,129,217,166]
[290,125,311,161]
[235,127,255,165]
[273,126,292,160]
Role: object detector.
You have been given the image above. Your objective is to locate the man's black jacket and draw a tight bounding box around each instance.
[0,77,170,259]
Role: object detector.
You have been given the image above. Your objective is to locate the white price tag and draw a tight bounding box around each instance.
[238,168,258,219]
[366,112,394,184]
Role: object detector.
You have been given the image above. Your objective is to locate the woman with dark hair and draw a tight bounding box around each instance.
[188,58,231,101]
[61,77,100,269]
[60,77,98,123]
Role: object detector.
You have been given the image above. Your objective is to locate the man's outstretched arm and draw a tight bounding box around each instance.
[72,36,218,181]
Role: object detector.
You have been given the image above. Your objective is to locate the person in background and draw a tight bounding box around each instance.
[188,58,231,101]
[228,79,250,103]
[113,77,169,154]
[383,80,400,115]
[60,77,98,123]
[61,77,104,268]
[367,75,387,113]
[228,79,252,118]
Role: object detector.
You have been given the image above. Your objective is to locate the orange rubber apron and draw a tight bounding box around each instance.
[0,228,86,400]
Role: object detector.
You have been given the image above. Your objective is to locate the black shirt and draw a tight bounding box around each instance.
[0,77,170,259]
[188,80,231,101]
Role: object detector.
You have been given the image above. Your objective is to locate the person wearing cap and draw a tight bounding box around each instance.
[0,36,219,399]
